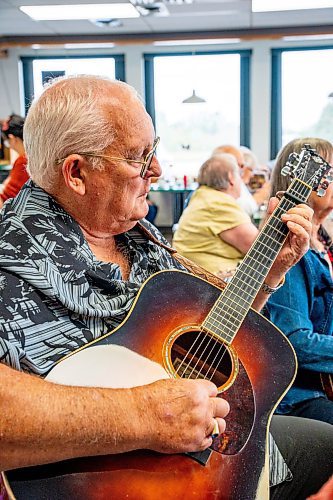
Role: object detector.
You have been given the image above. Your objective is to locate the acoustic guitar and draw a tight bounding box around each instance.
[4,145,332,500]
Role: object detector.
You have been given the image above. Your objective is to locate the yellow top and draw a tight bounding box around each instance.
[173,186,251,275]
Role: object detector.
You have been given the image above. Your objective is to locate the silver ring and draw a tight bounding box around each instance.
[211,418,219,439]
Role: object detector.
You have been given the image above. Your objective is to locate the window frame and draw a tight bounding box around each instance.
[21,54,125,114]
[271,45,333,159]
[144,49,252,148]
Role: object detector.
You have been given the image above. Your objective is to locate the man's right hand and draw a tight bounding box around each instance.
[133,378,230,454]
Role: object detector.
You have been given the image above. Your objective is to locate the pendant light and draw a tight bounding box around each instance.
[182,89,206,103]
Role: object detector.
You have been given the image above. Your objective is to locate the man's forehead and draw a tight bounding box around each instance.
[121,110,154,140]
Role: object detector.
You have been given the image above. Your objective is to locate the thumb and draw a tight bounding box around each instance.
[266,196,279,216]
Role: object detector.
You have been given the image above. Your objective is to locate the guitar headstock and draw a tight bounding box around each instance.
[281,144,333,196]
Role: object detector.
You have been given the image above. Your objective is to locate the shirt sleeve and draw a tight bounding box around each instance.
[265,260,333,373]
[208,196,251,236]
[0,155,29,202]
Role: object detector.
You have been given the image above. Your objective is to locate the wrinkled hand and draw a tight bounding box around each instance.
[266,197,313,279]
[135,378,230,454]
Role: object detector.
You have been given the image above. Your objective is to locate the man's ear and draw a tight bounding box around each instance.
[61,155,86,195]
[228,171,235,187]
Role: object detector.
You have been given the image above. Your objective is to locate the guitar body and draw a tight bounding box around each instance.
[6,270,297,500]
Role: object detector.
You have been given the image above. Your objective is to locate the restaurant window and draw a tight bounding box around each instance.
[271,46,333,158]
[21,55,125,113]
[145,51,251,182]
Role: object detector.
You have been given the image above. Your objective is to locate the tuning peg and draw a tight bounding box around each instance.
[326,172,333,183]
[281,166,291,176]
[303,144,316,153]
[288,153,300,164]
[317,188,327,197]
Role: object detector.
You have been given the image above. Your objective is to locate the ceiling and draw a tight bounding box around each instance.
[1,0,333,44]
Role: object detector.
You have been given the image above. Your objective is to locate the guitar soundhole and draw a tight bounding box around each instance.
[169,329,236,391]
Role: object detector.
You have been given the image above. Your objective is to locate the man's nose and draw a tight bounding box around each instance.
[147,156,162,178]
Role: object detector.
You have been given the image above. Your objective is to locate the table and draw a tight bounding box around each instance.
[150,187,194,224]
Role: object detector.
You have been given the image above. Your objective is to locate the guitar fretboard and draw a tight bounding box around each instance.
[202,179,312,343]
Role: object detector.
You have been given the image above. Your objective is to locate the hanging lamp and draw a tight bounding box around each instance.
[182,89,206,103]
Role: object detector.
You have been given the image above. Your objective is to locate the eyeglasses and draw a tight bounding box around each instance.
[56,137,160,179]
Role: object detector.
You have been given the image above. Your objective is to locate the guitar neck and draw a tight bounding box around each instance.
[203,179,312,343]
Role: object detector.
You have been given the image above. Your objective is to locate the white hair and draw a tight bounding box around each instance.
[197,153,240,190]
[240,145,259,170]
[24,74,141,189]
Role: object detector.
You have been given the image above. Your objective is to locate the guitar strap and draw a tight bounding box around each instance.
[137,221,226,291]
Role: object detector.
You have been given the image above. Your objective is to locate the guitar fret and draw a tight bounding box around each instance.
[244,255,270,270]
[265,224,283,235]
[236,263,266,282]
[208,311,239,334]
[229,277,259,295]
[259,233,282,248]
[254,243,278,259]
[218,295,248,314]
[213,303,244,322]
[269,226,285,235]
[225,286,255,306]
[261,232,283,245]
[249,250,276,266]
[209,308,243,331]
[205,317,241,340]
[210,302,244,322]
[223,288,252,309]
[207,294,248,331]
[232,273,262,289]
[264,220,288,236]
[204,319,235,340]
[233,263,269,289]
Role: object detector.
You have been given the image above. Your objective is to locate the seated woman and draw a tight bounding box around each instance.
[264,137,333,424]
[172,153,258,276]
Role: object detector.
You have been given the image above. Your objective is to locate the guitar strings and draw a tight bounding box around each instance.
[175,178,311,384]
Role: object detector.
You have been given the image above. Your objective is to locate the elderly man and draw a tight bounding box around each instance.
[0,76,332,499]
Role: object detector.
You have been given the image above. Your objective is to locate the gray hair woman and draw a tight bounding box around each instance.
[265,137,333,424]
